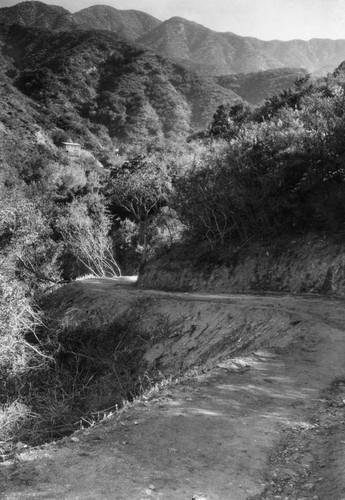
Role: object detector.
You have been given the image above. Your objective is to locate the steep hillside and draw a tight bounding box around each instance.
[0,45,54,168]
[0,0,77,30]
[138,17,345,75]
[216,67,309,104]
[137,62,345,293]
[73,5,161,41]
[0,1,161,40]
[138,235,345,296]
[0,23,241,150]
[2,2,345,77]
[3,280,345,499]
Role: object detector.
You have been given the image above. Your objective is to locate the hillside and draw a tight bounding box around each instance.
[2,2,345,77]
[0,0,77,30]
[73,5,161,41]
[0,23,241,151]
[138,16,345,76]
[3,7,345,496]
[216,67,309,104]
[2,280,345,499]
[0,1,161,39]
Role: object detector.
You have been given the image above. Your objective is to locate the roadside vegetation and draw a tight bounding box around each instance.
[2,51,345,457]
[176,68,345,251]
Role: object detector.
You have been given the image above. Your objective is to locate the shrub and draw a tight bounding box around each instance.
[57,199,121,278]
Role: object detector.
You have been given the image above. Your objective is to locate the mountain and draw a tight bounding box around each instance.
[0,23,241,157]
[2,2,345,77]
[216,67,309,104]
[0,1,160,40]
[0,1,77,30]
[73,5,161,41]
[137,17,345,76]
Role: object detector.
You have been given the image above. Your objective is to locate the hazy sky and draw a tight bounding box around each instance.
[1,0,345,41]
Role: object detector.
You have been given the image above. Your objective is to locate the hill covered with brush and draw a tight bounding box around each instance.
[2,11,345,461]
[2,2,345,77]
[137,16,345,76]
[0,22,241,151]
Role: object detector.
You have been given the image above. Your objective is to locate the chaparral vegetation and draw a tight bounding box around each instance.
[2,10,345,457]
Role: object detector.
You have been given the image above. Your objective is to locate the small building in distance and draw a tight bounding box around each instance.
[62,142,81,157]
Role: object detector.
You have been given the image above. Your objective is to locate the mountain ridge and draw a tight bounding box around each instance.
[73,4,161,41]
[137,16,345,75]
[2,2,345,76]
[0,23,241,153]
[0,1,77,30]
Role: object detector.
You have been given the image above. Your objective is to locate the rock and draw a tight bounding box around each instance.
[15,442,27,450]
[70,437,80,443]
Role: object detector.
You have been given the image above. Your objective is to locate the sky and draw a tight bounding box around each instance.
[1,0,345,41]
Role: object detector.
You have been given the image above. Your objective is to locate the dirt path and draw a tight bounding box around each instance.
[1,282,345,500]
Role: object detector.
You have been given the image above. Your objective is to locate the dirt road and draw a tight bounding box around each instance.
[1,281,345,499]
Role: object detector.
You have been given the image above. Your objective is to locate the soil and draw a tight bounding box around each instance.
[1,279,345,500]
[137,235,345,296]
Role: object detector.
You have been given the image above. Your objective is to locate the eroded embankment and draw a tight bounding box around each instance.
[2,280,345,499]
[43,279,308,382]
[138,235,345,295]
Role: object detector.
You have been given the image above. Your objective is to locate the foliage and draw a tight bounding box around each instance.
[57,199,121,278]
[108,154,173,264]
[0,133,120,455]
[4,21,345,458]
[216,68,309,105]
[174,67,345,248]
[209,102,252,139]
[0,24,239,150]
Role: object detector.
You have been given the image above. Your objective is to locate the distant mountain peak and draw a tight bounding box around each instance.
[0,0,76,30]
[73,5,160,40]
[166,16,197,24]
[1,1,345,76]
[138,15,345,76]
[0,1,161,40]
[1,1,71,16]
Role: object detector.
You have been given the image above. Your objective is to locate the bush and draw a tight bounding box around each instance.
[174,69,345,249]
[57,198,121,278]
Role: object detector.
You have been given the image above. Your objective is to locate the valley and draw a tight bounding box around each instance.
[2,3,345,499]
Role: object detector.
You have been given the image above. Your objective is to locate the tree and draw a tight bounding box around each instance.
[109,155,171,263]
[57,199,121,278]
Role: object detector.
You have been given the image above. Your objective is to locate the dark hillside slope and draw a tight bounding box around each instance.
[0,0,77,30]
[0,24,240,149]
[0,70,46,167]
[216,67,309,104]
[0,1,160,39]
